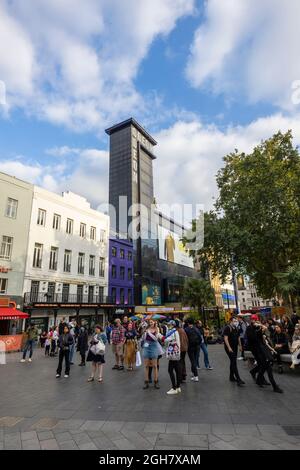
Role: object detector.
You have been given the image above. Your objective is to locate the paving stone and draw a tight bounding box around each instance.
[182,434,208,448]
[21,431,38,441]
[40,439,60,450]
[0,417,23,427]
[166,422,189,434]
[140,432,158,446]
[31,418,58,430]
[188,423,212,434]
[114,438,136,450]
[79,420,104,431]
[78,441,98,450]
[53,431,73,443]
[143,422,166,433]
[121,421,146,432]
[212,424,235,435]
[92,437,118,450]
[22,439,41,450]
[234,424,260,436]
[73,432,92,445]
[37,431,54,441]
[101,421,125,433]
[120,430,153,449]
[59,440,79,450]
[53,419,85,431]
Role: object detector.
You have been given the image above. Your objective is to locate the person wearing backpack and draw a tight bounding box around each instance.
[184,319,202,382]
[164,320,182,395]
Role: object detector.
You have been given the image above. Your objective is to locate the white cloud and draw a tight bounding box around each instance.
[186,0,300,109]
[0,0,195,131]
[154,113,300,211]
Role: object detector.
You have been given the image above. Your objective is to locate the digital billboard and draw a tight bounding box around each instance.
[158,226,194,268]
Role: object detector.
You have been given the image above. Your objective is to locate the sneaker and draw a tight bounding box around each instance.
[176,387,182,393]
[167,388,178,395]
[112,365,119,370]
[87,377,95,382]
[20,359,26,363]
[64,374,69,378]
[28,358,32,362]
[273,386,283,394]
[197,366,201,370]
[191,376,199,382]
[237,357,244,361]
[56,374,60,378]
[206,366,213,370]
[118,365,124,370]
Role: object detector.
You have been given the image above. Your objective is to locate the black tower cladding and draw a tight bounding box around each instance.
[106,118,158,304]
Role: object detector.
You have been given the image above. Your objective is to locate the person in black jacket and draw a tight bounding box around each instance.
[56,325,73,378]
[223,317,245,386]
[77,324,89,366]
[184,319,202,382]
[273,324,290,365]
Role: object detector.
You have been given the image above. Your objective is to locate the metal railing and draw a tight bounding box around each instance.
[24,292,112,305]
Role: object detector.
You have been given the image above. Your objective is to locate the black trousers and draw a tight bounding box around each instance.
[257,359,278,389]
[274,347,289,364]
[80,352,86,364]
[188,346,200,377]
[225,348,241,381]
[57,349,70,375]
[168,360,180,389]
[179,351,187,382]
[250,349,264,377]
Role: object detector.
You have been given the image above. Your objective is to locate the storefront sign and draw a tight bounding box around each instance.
[0,334,24,352]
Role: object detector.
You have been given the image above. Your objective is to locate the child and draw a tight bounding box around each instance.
[45,334,51,356]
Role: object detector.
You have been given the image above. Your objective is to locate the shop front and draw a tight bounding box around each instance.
[0,298,29,352]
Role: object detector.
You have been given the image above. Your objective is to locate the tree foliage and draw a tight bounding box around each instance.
[183,278,215,312]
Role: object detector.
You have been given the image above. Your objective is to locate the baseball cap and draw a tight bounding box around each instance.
[251,314,259,321]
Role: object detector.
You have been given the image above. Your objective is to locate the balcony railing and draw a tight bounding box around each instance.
[24,292,113,305]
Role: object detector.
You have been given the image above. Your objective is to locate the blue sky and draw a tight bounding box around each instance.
[1,0,300,210]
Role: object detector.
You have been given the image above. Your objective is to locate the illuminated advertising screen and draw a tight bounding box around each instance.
[158,226,194,268]
[142,283,161,305]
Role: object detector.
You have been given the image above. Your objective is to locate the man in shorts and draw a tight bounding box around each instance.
[111,318,126,370]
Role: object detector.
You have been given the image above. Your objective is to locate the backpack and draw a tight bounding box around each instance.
[187,327,201,347]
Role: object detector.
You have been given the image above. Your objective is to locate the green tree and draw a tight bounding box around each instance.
[187,131,300,300]
[183,278,215,318]
[274,263,300,308]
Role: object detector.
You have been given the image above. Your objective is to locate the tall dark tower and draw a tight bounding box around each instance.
[105,118,158,305]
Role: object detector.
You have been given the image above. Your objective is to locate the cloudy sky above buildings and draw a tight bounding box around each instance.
[1,0,300,212]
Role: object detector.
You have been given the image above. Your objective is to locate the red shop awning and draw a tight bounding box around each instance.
[0,307,29,320]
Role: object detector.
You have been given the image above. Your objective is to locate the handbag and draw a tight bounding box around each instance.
[90,335,105,355]
[135,351,142,367]
[166,337,180,361]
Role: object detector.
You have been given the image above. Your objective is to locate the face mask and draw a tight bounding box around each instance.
[232,321,239,327]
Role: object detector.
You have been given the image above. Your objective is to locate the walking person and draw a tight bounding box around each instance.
[237,315,247,360]
[68,320,77,365]
[164,321,181,395]
[40,331,47,348]
[58,317,68,336]
[87,325,107,382]
[257,325,283,393]
[141,319,163,389]
[185,319,201,382]
[77,324,89,366]
[45,333,51,356]
[124,321,138,371]
[223,317,245,386]
[20,323,39,363]
[246,315,270,386]
[177,320,189,383]
[105,322,112,344]
[50,326,59,357]
[111,318,126,370]
[195,320,213,370]
[56,325,74,378]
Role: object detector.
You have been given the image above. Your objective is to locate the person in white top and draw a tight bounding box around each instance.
[164,320,182,395]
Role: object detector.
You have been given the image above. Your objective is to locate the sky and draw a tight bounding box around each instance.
[1,0,300,214]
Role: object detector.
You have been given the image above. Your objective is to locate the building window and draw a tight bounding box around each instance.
[33,243,43,268]
[90,226,96,241]
[120,288,125,304]
[128,289,132,305]
[0,278,8,294]
[78,253,85,274]
[66,218,73,234]
[30,281,39,302]
[80,223,86,238]
[89,255,95,276]
[53,214,61,230]
[128,251,132,261]
[64,250,72,273]
[37,209,46,226]
[5,198,18,219]
[128,268,132,281]
[111,288,116,303]
[111,246,117,257]
[77,285,83,302]
[98,286,104,301]
[120,249,125,259]
[99,257,105,277]
[49,247,58,271]
[112,265,117,279]
[120,266,125,280]
[100,229,106,243]
[0,236,13,260]
[62,284,70,302]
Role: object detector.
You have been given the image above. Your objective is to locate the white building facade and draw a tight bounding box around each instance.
[23,188,110,329]
[238,276,271,311]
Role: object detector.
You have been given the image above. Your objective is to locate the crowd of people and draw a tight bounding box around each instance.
[223,312,300,394]
[19,311,300,395]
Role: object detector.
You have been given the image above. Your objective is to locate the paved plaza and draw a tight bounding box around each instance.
[0,344,300,450]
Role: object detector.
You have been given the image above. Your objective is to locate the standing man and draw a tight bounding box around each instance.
[246,314,269,386]
[68,320,77,365]
[56,325,74,378]
[77,323,89,366]
[20,323,39,363]
[223,317,245,386]
[58,317,67,336]
[184,319,202,382]
[111,318,126,370]
[195,320,213,370]
[237,314,247,361]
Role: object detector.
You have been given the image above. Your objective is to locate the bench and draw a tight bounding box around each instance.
[244,350,292,373]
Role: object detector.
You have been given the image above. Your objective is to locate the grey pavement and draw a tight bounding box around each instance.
[0,344,300,450]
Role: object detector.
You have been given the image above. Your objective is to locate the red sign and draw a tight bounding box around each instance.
[0,334,24,352]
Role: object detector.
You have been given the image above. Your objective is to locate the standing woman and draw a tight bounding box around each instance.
[164,321,181,395]
[87,325,107,382]
[124,321,138,371]
[290,324,300,369]
[141,320,163,389]
[77,324,89,366]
